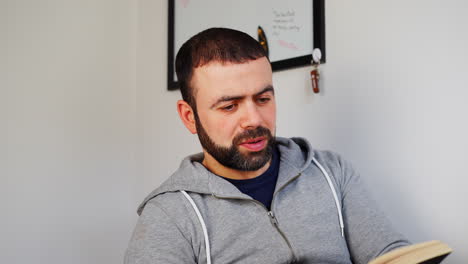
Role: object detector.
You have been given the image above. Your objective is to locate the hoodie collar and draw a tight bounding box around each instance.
[137,137,315,215]
[275,137,314,190]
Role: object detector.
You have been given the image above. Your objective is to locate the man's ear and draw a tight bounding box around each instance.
[177,100,197,134]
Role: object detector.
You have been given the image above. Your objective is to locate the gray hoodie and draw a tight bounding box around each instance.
[125,137,409,264]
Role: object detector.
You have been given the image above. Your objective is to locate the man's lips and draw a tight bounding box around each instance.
[239,137,267,151]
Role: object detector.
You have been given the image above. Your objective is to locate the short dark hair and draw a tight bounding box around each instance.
[175,27,268,109]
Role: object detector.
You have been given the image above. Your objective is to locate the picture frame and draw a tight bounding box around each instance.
[167,0,326,90]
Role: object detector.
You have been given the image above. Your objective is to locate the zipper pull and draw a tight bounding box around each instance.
[268,211,278,226]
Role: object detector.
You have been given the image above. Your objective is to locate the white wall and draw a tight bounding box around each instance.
[3,0,467,263]
[285,2,468,262]
[302,2,467,263]
[137,0,468,263]
[134,0,200,197]
[3,0,137,263]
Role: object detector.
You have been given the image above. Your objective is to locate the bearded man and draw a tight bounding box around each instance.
[125,28,409,264]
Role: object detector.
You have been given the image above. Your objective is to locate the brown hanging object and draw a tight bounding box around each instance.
[257,26,269,58]
[310,66,320,93]
[311,48,322,94]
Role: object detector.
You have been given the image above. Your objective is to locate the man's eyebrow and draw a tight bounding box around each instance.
[255,85,275,97]
[210,95,245,109]
[210,85,275,109]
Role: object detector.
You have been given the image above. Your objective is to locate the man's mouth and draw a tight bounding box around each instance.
[239,137,267,152]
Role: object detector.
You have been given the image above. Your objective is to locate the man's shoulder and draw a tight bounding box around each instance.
[139,191,187,214]
[136,154,212,215]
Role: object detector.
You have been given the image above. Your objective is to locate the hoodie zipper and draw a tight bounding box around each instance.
[267,210,296,264]
[212,172,302,264]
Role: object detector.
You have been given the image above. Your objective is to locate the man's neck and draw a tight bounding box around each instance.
[201,151,271,180]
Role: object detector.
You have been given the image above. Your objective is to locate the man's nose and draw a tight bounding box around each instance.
[240,103,262,129]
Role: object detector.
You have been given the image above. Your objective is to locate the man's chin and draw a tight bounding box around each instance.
[237,145,268,156]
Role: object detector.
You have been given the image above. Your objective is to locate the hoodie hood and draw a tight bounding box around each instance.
[137,137,315,215]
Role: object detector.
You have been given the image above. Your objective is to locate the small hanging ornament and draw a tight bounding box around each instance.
[310,48,322,94]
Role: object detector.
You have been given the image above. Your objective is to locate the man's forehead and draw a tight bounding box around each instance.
[193,59,269,77]
[191,57,272,98]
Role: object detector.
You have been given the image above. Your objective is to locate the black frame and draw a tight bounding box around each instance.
[167,0,326,90]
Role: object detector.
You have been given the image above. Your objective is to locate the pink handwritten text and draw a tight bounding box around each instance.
[278,40,298,50]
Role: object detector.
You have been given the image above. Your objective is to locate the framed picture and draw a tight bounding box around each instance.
[167,0,325,90]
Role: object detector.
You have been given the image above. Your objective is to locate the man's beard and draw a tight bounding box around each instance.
[194,113,275,171]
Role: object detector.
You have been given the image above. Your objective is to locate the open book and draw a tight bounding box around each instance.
[369,240,452,264]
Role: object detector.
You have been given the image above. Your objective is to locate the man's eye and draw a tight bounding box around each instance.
[221,104,237,111]
[258,97,271,104]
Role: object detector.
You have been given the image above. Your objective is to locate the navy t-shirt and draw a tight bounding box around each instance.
[224,146,280,210]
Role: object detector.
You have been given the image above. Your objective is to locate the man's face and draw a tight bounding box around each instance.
[191,57,276,171]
